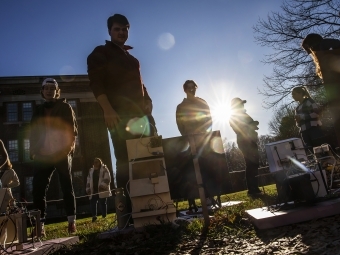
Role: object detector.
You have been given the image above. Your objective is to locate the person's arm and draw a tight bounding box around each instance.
[96,94,121,130]
[99,166,111,189]
[203,101,213,132]
[87,47,121,129]
[62,103,78,156]
[176,105,186,135]
[6,170,20,188]
[86,170,91,195]
[143,84,153,114]
[0,140,8,169]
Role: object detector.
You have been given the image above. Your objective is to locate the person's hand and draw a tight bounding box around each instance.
[144,100,153,114]
[103,107,121,130]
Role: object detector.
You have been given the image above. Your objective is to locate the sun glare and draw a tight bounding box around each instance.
[211,101,231,125]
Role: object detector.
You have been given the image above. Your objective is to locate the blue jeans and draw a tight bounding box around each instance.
[90,194,107,218]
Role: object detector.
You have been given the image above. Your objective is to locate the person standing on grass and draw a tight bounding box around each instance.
[86,158,112,222]
[176,80,213,213]
[229,98,261,196]
[292,86,324,149]
[29,78,78,235]
[87,14,157,224]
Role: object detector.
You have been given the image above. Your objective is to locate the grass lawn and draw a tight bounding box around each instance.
[43,185,278,254]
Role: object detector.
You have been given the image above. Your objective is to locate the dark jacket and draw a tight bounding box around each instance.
[230,110,258,145]
[87,40,152,118]
[176,97,212,135]
[29,99,78,160]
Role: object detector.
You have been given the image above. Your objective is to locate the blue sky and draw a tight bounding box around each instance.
[0,0,283,168]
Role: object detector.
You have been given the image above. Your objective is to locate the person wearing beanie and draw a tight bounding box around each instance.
[87,14,157,224]
[29,78,78,235]
[229,98,261,196]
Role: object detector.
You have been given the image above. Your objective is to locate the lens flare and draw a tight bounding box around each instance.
[158,32,175,50]
[210,137,224,154]
[31,116,75,163]
[287,156,310,173]
[126,116,151,136]
[59,65,75,82]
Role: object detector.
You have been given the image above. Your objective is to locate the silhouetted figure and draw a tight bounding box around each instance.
[87,14,157,223]
[229,98,261,195]
[176,80,212,213]
[292,86,324,149]
[30,78,77,236]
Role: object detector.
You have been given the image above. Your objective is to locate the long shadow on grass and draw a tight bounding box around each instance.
[52,222,192,255]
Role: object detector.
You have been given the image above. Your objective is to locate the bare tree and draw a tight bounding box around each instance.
[257,135,276,167]
[268,104,300,139]
[253,0,340,108]
[224,141,245,172]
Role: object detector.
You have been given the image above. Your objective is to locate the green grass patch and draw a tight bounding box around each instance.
[46,185,278,254]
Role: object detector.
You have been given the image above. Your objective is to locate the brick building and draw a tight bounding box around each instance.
[0,75,114,218]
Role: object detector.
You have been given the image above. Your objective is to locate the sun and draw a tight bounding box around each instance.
[210,101,232,126]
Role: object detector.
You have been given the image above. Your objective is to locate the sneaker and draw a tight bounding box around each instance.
[92,216,97,222]
[68,222,76,234]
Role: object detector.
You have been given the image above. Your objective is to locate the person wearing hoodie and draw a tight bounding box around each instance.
[29,78,78,235]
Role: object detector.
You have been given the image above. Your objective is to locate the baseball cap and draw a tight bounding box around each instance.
[231,97,247,109]
[42,78,58,89]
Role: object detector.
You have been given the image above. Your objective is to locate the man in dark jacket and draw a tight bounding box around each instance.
[30,78,78,235]
[229,98,261,195]
[87,14,156,220]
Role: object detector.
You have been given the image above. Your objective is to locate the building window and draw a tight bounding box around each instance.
[23,139,30,161]
[8,140,19,162]
[25,177,33,202]
[22,102,33,122]
[68,100,78,116]
[6,103,18,122]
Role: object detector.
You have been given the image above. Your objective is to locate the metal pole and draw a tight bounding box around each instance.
[187,134,210,228]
